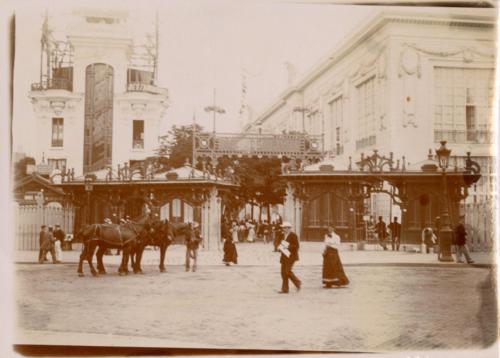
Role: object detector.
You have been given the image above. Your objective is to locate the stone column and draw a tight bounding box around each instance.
[295,199,302,240]
[201,187,221,251]
[283,183,295,225]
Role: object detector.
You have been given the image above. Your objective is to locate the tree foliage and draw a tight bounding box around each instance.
[13,156,36,183]
[156,124,203,169]
[156,124,286,217]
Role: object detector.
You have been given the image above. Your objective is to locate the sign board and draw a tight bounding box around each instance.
[36,163,51,176]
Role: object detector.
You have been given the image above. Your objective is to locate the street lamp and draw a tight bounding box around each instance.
[292,106,310,133]
[84,176,94,224]
[435,140,454,262]
[204,88,225,133]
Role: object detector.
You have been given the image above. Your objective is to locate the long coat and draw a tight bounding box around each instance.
[223,238,238,264]
[280,231,299,264]
[322,246,349,286]
[40,231,54,251]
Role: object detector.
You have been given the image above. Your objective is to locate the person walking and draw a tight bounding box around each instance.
[388,217,401,251]
[421,227,437,254]
[434,216,442,260]
[277,222,301,294]
[375,216,388,250]
[39,226,57,264]
[454,216,474,264]
[246,220,256,242]
[185,222,202,272]
[230,221,239,244]
[38,225,48,262]
[222,226,238,266]
[322,227,349,288]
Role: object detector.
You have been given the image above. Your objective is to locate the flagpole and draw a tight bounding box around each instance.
[192,110,196,169]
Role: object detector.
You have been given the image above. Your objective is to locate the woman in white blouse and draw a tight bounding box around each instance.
[322,226,349,288]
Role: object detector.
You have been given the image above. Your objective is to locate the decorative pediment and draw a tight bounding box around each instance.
[50,101,66,115]
[131,102,147,117]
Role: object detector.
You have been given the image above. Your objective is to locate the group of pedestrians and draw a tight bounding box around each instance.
[373,216,402,251]
[220,219,349,293]
[230,218,283,245]
[38,224,65,264]
[421,215,474,264]
[277,222,349,293]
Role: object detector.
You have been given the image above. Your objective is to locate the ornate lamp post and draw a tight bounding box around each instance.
[435,140,454,262]
[84,176,94,224]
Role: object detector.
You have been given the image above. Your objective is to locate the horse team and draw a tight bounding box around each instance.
[76,215,191,277]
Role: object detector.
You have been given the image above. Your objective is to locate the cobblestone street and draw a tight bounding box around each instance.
[14,249,497,352]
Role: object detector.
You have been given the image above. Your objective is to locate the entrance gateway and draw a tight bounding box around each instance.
[54,130,479,256]
[281,143,480,261]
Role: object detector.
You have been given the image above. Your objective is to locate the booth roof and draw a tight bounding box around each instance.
[71,165,226,182]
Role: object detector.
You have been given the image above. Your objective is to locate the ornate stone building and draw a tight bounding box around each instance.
[28,9,169,177]
[244,9,496,244]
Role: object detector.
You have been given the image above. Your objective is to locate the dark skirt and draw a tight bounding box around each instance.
[223,240,238,264]
[322,247,349,287]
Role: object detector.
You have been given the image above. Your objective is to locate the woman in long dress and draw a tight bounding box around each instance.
[246,221,256,242]
[322,226,349,288]
[223,222,238,265]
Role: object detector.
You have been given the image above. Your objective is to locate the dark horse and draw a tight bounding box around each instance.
[131,220,192,273]
[76,216,150,277]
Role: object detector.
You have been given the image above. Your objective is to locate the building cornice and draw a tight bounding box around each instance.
[249,10,495,128]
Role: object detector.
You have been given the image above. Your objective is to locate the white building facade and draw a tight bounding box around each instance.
[245,10,496,244]
[28,10,169,177]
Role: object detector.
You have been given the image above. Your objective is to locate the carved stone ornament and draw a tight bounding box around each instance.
[50,101,66,115]
[131,102,147,117]
[399,47,421,78]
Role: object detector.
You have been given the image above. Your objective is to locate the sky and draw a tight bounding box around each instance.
[12,0,375,155]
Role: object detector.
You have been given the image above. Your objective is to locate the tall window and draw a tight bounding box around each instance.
[48,158,66,171]
[356,77,376,149]
[132,120,144,149]
[329,96,343,154]
[434,67,494,143]
[51,118,64,147]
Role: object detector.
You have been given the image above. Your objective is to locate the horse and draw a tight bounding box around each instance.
[131,220,192,273]
[76,216,150,277]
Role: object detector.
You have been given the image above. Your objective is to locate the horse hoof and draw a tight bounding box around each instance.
[98,271,106,275]
[160,268,166,273]
[91,272,98,277]
[78,273,84,277]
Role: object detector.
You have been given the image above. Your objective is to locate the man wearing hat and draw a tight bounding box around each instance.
[277,221,301,293]
[185,222,202,272]
[53,224,65,250]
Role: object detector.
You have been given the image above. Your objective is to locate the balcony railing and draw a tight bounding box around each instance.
[355,135,376,151]
[127,82,169,97]
[434,129,493,144]
[31,78,73,92]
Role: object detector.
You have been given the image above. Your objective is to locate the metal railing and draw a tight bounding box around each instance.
[31,78,73,92]
[434,129,494,144]
[127,82,169,96]
[194,132,323,159]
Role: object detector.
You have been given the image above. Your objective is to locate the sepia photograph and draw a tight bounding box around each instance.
[2,0,498,356]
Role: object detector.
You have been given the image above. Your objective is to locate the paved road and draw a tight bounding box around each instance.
[15,241,496,267]
[14,261,496,353]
